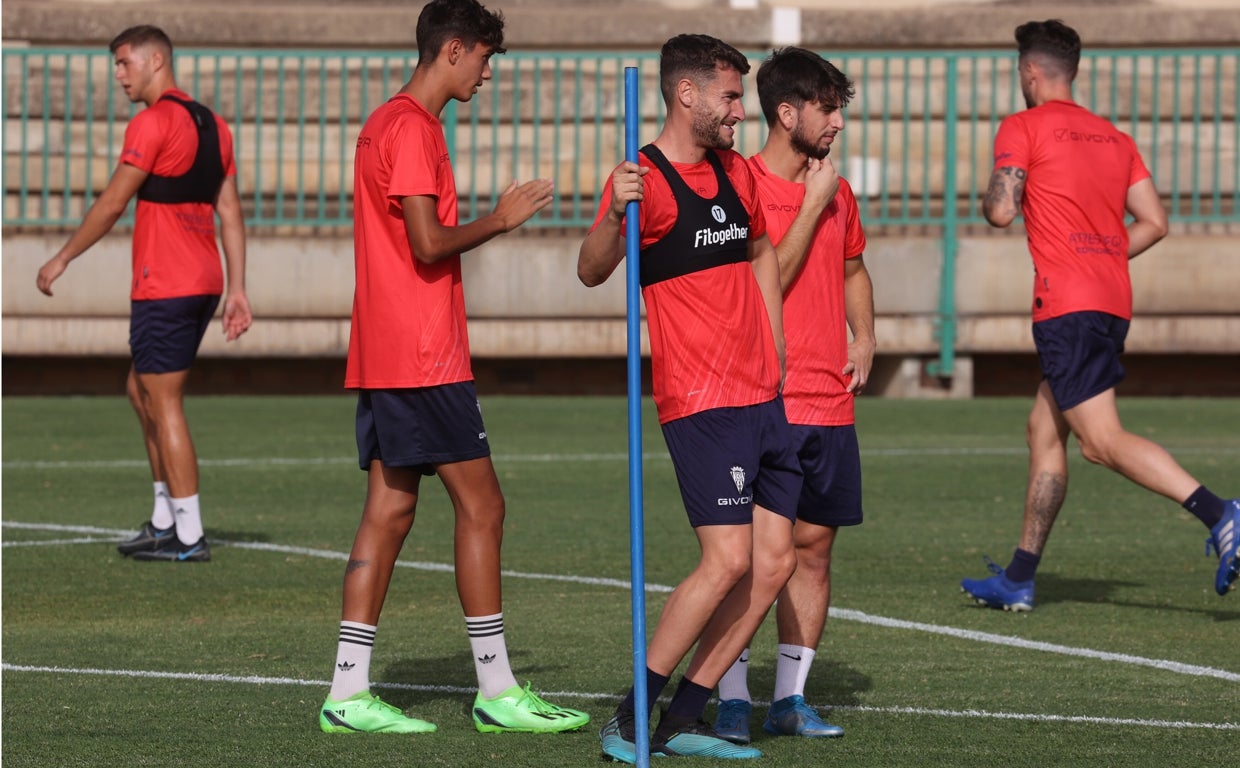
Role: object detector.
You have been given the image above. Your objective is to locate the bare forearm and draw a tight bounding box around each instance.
[220,227,247,293]
[54,200,127,264]
[577,212,626,286]
[774,206,822,290]
[983,167,1025,227]
[844,268,875,348]
[1127,221,1165,259]
[416,213,509,264]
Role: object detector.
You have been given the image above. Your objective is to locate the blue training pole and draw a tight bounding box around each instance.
[623,65,650,768]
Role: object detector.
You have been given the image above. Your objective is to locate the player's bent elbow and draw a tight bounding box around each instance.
[983,210,1015,228]
[576,264,603,287]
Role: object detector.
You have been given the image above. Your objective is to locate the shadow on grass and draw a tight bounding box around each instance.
[211,530,273,543]
[735,658,872,709]
[379,645,581,715]
[1037,573,1239,621]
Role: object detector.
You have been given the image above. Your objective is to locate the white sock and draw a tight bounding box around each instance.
[716,648,752,703]
[466,613,518,699]
[329,621,376,701]
[151,482,174,529]
[170,494,203,545]
[773,644,816,702]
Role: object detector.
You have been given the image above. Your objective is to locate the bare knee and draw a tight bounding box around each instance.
[759,546,797,590]
[1026,416,1061,454]
[705,548,754,589]
[455,496,505,536]
[1076,433,1118,467]
[794,543,832,585]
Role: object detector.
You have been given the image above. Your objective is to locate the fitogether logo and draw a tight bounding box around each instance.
[694,205,748,249]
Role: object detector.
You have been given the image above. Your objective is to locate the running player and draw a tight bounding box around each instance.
[962,19,1239,610]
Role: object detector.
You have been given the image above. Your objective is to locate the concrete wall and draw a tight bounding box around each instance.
[6,228,1237,366]
[6,0,1240,49]
[4,0,1238,396]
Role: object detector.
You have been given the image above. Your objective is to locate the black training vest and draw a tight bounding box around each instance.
[135,94,225,205]
[638,144,750,288]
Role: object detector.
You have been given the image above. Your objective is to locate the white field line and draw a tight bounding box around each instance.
[1,663,1235,731]
[4,521,1238,685]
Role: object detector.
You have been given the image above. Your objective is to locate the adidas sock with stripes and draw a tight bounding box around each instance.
[716,647,752,702]
[329,621,376,701]
[150,481,174,530]
[170,494,203,545]
[773,644,815,702]
[467,613,519,698]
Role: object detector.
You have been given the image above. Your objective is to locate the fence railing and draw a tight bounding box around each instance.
[4,46,1237,373]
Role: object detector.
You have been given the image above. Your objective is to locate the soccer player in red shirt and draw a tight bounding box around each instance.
[962,19,1238,610]
[579,34,802,762]
[318,0,588,737]
[712,47,874,745]
[36,25,252,563]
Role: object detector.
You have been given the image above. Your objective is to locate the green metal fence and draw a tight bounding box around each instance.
[4,47,1237,373]
[6,46,1236,228]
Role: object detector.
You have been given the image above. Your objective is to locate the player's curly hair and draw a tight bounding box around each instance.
[1015,19,1080,80]
[756,47,855,127]
[659,34,750,105]
[416,0,507,64]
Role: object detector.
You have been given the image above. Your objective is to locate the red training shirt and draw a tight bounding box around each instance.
[591,148,779,424]
[121,88,235,300]
[749,155,866,426]
[992,100,1151,321]
[345,94,472,390]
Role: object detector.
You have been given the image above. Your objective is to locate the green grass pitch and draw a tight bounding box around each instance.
[3,395,1237,767]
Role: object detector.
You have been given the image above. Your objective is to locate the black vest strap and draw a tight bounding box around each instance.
[638,144,750,288]
[136,95,225,205]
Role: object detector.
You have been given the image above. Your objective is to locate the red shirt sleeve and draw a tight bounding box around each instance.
[387,114,442,205]
[119,110,163,173]
[838,178,867,259]
[992,114,1029,173]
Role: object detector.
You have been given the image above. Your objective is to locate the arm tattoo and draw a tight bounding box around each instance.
[346,559,369,574]
[984,166,1026,213]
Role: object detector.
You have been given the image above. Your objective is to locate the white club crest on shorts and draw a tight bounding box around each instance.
[730,465,745,493]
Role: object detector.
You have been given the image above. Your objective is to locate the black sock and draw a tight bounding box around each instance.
[618,668,671,718]
[663,676,712,724]
[1005,548,1041,583]
[1183,485,1225,529]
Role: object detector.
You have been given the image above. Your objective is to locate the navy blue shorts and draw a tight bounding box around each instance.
[355,382,491,473]
[1032,311,1129,410]
[661,396,803,527]
[790,423,864,527]
[129,294,220,374]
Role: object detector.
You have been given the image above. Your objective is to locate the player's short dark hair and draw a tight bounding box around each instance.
[756,47,855,127]
[416,0,507,64]
[659,34,750,105]
[1015,19,1080,80]
[108,25,173,58]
